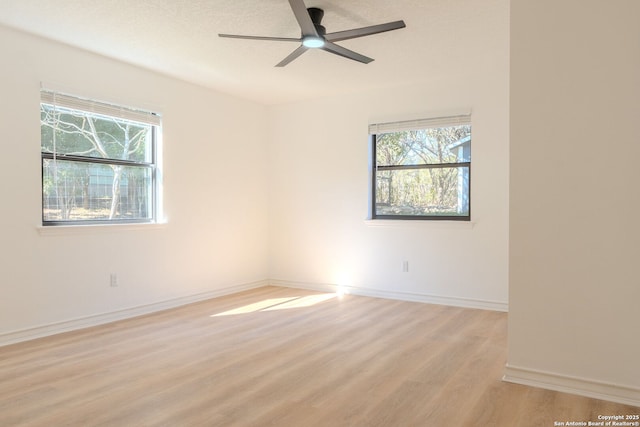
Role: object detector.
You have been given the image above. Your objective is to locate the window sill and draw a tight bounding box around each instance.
[37,221,167,236]
[364,219,475,229]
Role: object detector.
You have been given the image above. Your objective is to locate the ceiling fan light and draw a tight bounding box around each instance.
[302,36,325,48]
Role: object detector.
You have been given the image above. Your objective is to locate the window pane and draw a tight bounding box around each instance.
[42,159,152,222]
[41,104,152,163]
[376,125,471,166]
[375,167,469,217]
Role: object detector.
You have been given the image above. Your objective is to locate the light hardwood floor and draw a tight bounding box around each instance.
[0,286,637,426]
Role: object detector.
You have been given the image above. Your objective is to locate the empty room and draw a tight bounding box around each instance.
[0,0,638,425]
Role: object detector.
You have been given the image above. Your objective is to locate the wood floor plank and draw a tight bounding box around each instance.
[0,286,637,426]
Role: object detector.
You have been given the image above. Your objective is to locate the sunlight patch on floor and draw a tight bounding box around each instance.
[211,294,337,317]
[262,293,337,311]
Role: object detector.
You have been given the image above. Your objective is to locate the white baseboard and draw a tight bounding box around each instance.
[503,364,640,407]
[270,279,508,312]
[0,278,507,347]
[0,280,268,347]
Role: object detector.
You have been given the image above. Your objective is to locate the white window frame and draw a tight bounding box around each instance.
[40,91,162,226]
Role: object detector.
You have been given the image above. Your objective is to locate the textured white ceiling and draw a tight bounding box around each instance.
[0,0,504,105]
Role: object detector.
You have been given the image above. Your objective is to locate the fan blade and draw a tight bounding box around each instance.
[325,20,406,42]
[219,34,301,42]
[321,41,373,64]
[276,45,308,67]
[288,0,318,36]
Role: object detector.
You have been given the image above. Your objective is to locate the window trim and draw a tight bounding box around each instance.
[37,221,167,236]
[40,91,161,126]
[369,114,472,221]
[40,91,162,227]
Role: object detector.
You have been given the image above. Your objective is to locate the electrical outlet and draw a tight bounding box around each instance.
[110,273,118,287]
[402,261,409,273]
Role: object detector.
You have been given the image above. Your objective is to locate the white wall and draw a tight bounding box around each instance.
[507,0,640,404]
[268,1,509,309]
[0,0,510,343]
[0,25,269,340]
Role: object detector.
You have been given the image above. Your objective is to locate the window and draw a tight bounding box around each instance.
[369,114,471,220]
[40,91,161,226]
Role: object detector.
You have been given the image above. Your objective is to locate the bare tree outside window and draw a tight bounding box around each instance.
[40,93,159,225]
[371,121,471,220]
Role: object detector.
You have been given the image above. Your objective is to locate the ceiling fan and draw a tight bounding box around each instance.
[219,0,406,67]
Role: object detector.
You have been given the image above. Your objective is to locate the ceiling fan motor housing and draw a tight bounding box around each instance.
[218,0,406,66]
[307,7,326,36]
[307,7,324,25]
